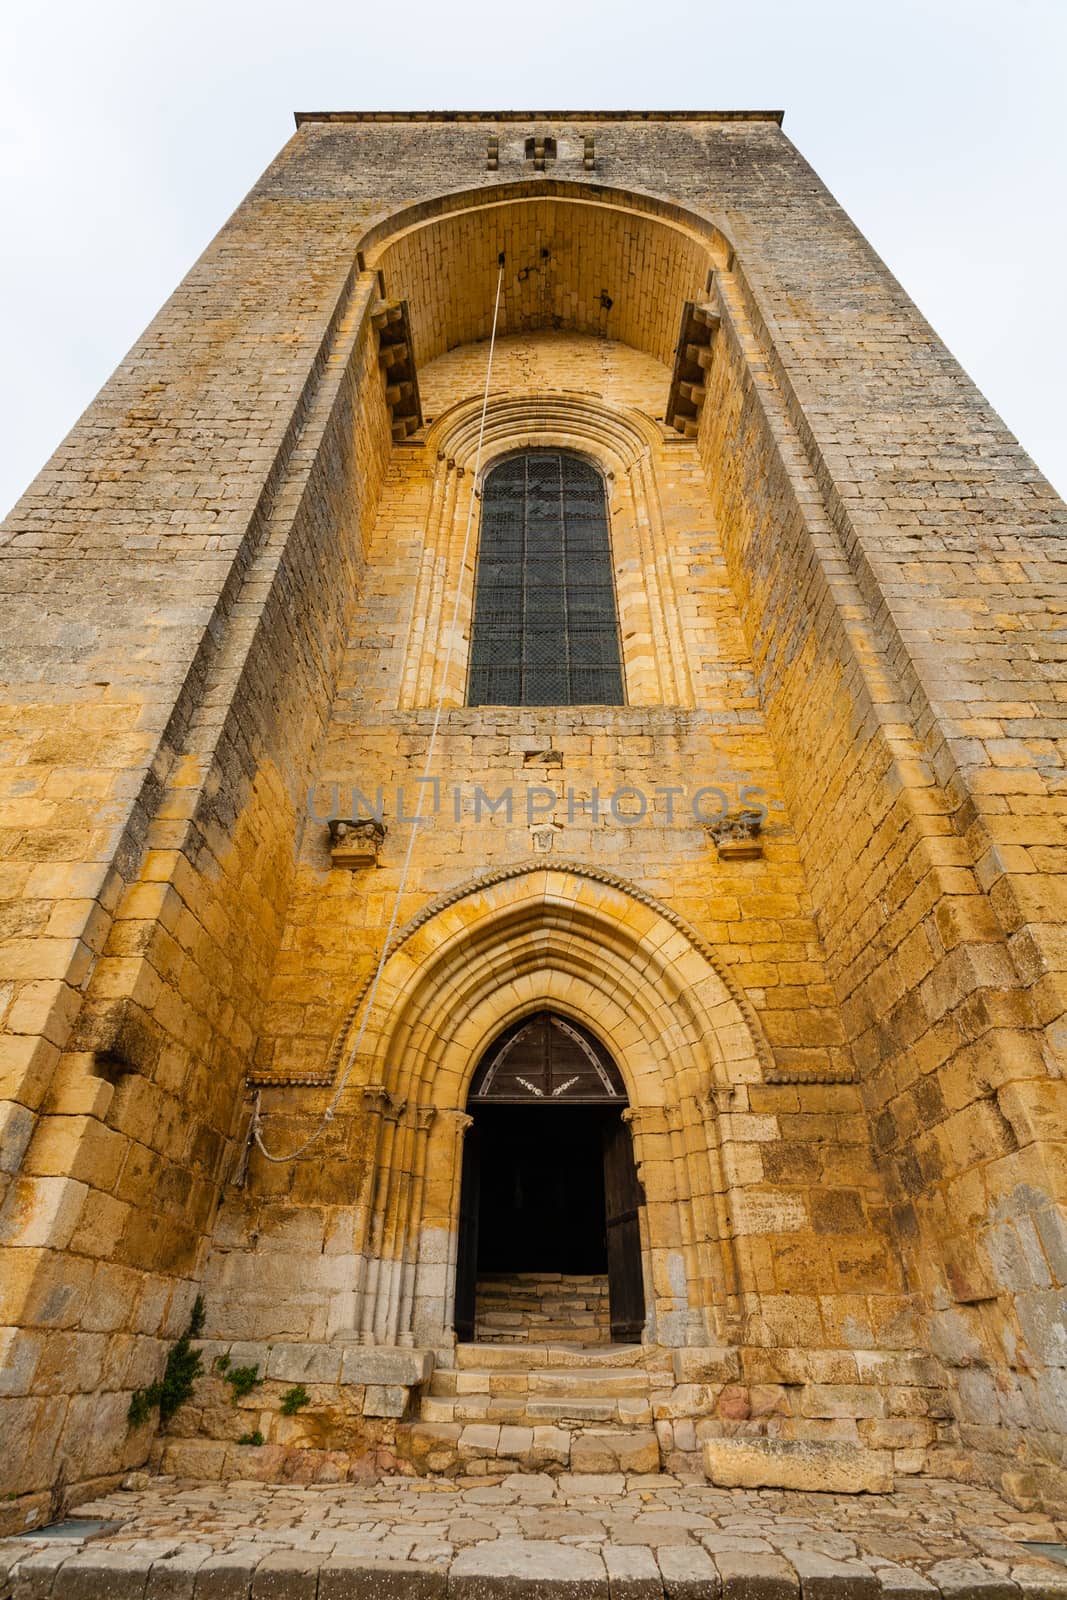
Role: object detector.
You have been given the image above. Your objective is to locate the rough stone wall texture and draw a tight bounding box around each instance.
[0,113,1064,1510]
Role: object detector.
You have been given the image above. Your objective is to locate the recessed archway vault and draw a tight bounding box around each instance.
[322,862,772,1350]
[357,179,731,369]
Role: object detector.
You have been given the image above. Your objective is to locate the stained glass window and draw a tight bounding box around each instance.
[467,450,625,706]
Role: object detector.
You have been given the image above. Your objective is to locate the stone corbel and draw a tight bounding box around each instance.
[372,299,423,441]
[705,809,764,860]
[666,299,721,437]
[706,1085,746,1117]
[441,1109,474,1142]
[329,817,386,869]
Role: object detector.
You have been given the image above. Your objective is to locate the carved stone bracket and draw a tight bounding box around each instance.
[524,134,557,170]
[705,809,764,861]
[666,299,721,437]
[705,1085,746,1117]
[372,299,423,441]
[439,1109,474,1147]
[329,817,386,869]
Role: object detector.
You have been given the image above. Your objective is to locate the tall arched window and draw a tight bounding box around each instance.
[467,451,625,706]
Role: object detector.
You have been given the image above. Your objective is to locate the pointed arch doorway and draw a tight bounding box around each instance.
[455,1011,646,1344]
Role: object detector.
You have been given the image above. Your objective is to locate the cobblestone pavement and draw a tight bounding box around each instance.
[3,1474,1067,1598]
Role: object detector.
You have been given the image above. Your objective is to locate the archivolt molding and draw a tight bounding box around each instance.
[250,855,845,1348]
[250,858,774,1089]
[356,176,733,266]
[399,389,695,708]
[424,391,660,475]
[255,857,782,1347]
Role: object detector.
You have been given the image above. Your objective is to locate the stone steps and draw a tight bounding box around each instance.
[473,1323,608,1344]
[474,1272,611,1344]
[421,1394,654,1426]
[455,1339,656,1370]
[403,1334,668,1474]
[431,1365,651,1399]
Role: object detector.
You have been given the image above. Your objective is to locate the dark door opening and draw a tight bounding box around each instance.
[474,1105,611,1274]
[453,1012,645,1342]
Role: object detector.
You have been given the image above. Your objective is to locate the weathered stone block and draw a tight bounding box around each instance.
[702,1437,893,1493]
[780,1550,879,1600]
[320,1561,446,1600]
[603,1545,662,1600]
[193,1556,254,1600]
[265,1343,343,1383]
[449,1539,607,1598]
[53,1551,148,1600]
[250,1554,317,1600]
[529,1425,570,1469]
[799,1385,883,1420]
[570,1429,659,1474]
[656,1545,721,1599]
[926,1561,1018,1600]
[671,1348,740,1385]
[340,1347,433,1388]
[712,1551,798,1600]
[362,1384,407,1418]
[147,1547,213,1600]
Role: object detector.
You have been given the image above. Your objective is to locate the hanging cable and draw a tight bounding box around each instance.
[254,253,507,1163]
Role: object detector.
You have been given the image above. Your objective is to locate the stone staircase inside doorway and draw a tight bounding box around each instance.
[398,1337,673,1476]
[474,1272,612,1344]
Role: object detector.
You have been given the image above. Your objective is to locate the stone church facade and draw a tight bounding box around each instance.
[1,111,1066,1519]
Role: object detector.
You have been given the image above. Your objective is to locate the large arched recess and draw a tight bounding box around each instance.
[355,178,733,369]
[323,861,771,1352]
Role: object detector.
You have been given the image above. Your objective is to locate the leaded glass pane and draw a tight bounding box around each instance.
[467,450,624,706]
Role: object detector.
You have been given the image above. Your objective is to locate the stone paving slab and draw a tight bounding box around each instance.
[1,1476,1066,1600]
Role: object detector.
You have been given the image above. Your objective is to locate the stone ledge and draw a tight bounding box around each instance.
[338,1347,434,1388]
[294,110,787,126]
[703,1436,894,1493]
[4,1541,1066,1600]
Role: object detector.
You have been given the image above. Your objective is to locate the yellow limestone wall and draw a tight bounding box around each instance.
[213,332,933,1475]
[0,114,1065,1511]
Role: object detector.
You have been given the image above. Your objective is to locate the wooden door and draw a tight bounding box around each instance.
[454,1128,480,1341]
[602,1115,645,1340]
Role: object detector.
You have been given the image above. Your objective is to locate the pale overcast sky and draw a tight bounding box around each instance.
[1,0,1065,517]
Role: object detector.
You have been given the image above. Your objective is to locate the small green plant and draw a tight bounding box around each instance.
[237,1429,264,1446]
[223,1363,261,1402]
[214,1354,230,1374]
[279,1384,310,1415]
[127,1296,205,1429]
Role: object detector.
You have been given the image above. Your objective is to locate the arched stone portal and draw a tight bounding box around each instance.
[455,1011,644,1345]
[324,861,771,1352]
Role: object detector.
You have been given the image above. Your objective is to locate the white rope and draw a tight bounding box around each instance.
[254,255,506,1162]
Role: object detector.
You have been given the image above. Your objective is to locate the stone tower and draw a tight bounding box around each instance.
[2,111,1066,1517]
